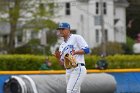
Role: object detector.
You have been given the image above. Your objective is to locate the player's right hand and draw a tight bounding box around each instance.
[53,50,61,60]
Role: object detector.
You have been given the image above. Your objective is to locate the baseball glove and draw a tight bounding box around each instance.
[64,53,77,69]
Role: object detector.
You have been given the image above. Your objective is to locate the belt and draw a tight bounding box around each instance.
[66,63,85,69]
[77,63,85,66]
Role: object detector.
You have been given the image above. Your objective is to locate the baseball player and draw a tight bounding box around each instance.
[54,22,90,93]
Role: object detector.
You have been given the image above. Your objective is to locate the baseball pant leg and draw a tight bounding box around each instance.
[66,66,87,93]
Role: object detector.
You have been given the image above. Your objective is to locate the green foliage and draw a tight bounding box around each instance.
[48,3,54,15]
[0,54,140,71]
[14,39,53,55]
[0,55,44,70]
[91,42,124,55]
[121,36,135,54]
[14,39,41,54]
[14,45,31,54]
[107,55,140,69]
[45,19,58,30]
[14,30,58,55]
[25,19,57,31]
[38,3,46,16]
[85,55,100,69]
[91,38,135,55]
[0,55,65,71]
[0,0,58,53]
[126,36,135,49]
[46,30,57,46]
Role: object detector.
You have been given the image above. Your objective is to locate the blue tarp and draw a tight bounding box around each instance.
[1,72,140,93]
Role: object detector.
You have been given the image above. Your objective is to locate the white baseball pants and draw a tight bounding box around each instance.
[66,64,87,93]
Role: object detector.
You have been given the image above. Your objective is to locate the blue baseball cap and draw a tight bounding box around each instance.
[57,22,70,30]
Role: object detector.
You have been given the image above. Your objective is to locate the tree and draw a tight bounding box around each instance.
[0,0,58,53]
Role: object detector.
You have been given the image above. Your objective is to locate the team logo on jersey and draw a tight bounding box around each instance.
[62,45,74,55]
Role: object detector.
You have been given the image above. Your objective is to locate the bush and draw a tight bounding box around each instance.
[0,54,65,71]
[14,39,52,55]
[106,55,140,69]
[0,54,140,70]
[120,37,135,54]
[0,55,44,70]
[91,42,124,55]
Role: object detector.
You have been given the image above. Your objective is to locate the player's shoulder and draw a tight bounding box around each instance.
[71,34,82,38]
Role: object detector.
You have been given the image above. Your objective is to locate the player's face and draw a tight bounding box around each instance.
[57,28,70,37]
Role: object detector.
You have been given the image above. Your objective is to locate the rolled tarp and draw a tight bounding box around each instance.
[3,73,116,93]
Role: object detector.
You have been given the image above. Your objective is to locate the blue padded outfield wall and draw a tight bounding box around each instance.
[112,72,140,93]
[0,75,10,93]
[1,72,140,93]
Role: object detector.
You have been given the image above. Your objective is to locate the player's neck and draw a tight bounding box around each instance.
[64,33,71,42]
